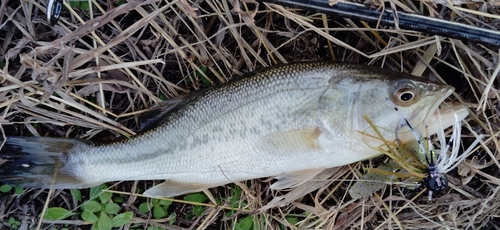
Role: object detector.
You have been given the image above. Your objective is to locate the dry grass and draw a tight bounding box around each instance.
[0,0,499,229]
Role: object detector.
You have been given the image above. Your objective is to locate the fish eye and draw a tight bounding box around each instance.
[394,88,417,103]
[400,92,414,101]
[389,79,421,106]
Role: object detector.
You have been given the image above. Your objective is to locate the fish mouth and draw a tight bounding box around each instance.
[400,85,463,142]
[419,85,468,137]
[424,104,469,137]
[421,85,456,128]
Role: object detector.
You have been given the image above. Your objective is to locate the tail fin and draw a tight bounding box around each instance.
[0,137,92,189]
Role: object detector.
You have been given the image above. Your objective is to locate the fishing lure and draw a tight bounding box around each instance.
[47,0,63,26]
[350,99,482,200]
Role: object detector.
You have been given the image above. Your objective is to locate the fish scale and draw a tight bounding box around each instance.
[0,62,463,197]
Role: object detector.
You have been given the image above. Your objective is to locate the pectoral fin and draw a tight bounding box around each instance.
[270,168,325,190]
[143,180,211,197]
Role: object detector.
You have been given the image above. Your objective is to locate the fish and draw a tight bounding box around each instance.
[0,62,466,198]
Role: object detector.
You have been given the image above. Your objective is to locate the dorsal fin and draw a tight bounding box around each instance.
[135,89,209,133]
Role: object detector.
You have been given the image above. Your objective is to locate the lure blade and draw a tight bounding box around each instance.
[47,0,63,26]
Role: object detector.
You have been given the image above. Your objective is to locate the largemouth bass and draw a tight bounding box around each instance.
[0,62,466,197]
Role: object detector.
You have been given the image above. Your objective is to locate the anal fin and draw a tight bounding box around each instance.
[143,180,212,198]
[270,168,325,190]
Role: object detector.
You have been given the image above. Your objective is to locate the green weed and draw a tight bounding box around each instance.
[43,184,133,230]
[138,198,172,219]
[7,217,21,229]
[0,184,23,194]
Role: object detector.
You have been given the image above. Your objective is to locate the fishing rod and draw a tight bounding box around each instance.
[45,0,500,46]
[264,0,500,46]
